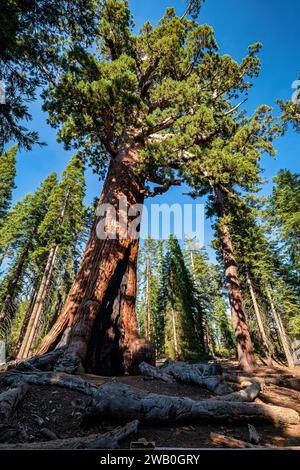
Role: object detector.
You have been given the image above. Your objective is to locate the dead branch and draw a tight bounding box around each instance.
[0,420,139,449]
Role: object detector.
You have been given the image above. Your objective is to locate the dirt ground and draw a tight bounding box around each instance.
[1,360,300,449]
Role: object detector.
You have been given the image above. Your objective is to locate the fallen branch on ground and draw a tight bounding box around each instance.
[0,384,29,422]
[0,420,139,449]
[92,381,299,425]
[139,362,174,383]
[214,381,262,402]
[161,361,232,395]
[1,349,65,373]
[210,432,256,448]
[225,373,300,392]
[0,371,97,396]
[1,371,298,426]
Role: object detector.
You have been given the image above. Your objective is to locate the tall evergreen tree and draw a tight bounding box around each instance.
[165,235,203,360]
[0,172,58,338]
[38,0,264,374]
[267,170,300,288]
[0,0,99,151]
[18,154,86,358]
[0,145,17,223]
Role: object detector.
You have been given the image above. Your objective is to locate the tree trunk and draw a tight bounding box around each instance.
[37,147,152,374]
[145,257,151,340]
[246,271,273,364]
[214,187,257,372]
[17,245,59,359]
[266,288,294,368]
[13,288,37,358]
[170,304,179,360]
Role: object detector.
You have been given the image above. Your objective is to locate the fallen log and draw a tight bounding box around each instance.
[210,432,256,448]
[1,371,298,426]
[1,349,65,373]
[162,360,222,377]
[93,381,300,426]
[161,362,232,395]
[0,384,29,422]
[139,362,174,383]
[0,371,97,396]
[0,420,139,449]
[214,381,261,402]
[225,373,300,392]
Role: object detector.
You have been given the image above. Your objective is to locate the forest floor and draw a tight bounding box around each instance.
[1,360,300,449]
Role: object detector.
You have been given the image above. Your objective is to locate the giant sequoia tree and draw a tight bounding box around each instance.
[36,0,262,374]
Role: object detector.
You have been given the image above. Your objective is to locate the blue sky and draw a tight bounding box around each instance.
[10,0,300,260]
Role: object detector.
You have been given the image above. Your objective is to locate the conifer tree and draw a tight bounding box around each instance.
[0,173,58,336]
[165,235,203,360]
[38,0,263,374]
[0,145,17,223]
[267,170,300,289]
[226,199,297,367]
[0,0,99,151]
[18,154,86,358]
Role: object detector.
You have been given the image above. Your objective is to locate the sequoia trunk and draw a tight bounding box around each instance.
[37,147,153,374]
[215,187,257,372]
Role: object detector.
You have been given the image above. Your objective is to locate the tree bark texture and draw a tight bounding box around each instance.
[214,187,257,372]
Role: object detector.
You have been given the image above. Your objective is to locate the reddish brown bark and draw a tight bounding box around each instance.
[119,240,155,374]
[215,187,257,372]
[37,147,153,374]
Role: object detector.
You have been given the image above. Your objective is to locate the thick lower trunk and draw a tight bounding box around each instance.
[17,245,59,359]
[215,187,257,372]
[267,288,294,368]
[37,149,152,374]
[246,271,273,364]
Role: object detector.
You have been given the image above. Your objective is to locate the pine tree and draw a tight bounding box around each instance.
[165,235,203,360]
[0,145,17,223]
[18,154,86,358]
[0,172,58,340]
[0,1,98,151]
[227,198,297,367]
[267,170,300,289]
